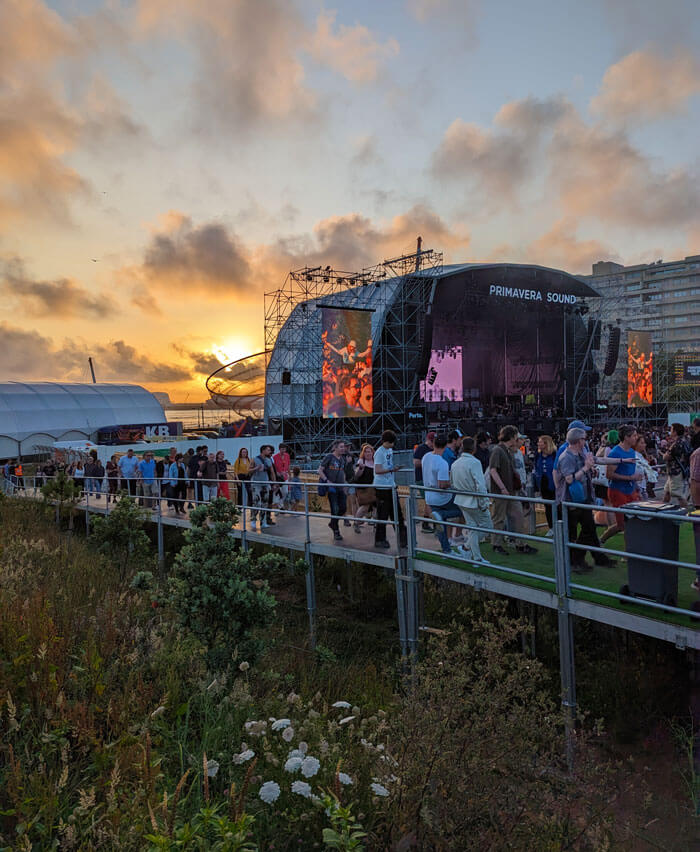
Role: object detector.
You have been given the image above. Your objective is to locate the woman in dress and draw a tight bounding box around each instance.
[216,450,231,499]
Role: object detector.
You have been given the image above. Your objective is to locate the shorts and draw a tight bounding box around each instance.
[607,488,640,529]
[664,473,689,504]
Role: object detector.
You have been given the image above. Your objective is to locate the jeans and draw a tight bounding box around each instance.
[327,488,347,532]
[375,487,406,545]
[202,484,216,502]
[85,478,102,496]
[428,498,464,552]
[251,484,269,524]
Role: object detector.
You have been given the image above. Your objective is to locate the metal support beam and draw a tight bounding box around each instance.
[157,500,164,570]
[305,549,317,651]
[554,515,577,772]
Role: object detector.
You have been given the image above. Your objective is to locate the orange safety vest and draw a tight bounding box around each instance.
[15,464,23,476]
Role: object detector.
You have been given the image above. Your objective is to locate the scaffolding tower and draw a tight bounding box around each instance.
[264,245,443,455]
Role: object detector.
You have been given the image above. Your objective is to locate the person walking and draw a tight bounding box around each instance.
[534,435,557,534]
[167,453,187,514]
[201,453,219,501]
[353,443,376,531]
[422,434,464,554]
[600,425,643,544]
[318,440,348,542]
[138,451,159,510]
[556,427,614,572]
[488,425,537,556]
[474,432,492,473]
[250,445,274,530]
[373,430,407,549]
[118,449,139,497]
[451,436,492,562]
[106,455,119,502]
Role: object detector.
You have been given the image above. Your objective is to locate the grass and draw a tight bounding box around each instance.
[417,522,700,629]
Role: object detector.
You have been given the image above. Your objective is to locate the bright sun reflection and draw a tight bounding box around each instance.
[212,341,253,367]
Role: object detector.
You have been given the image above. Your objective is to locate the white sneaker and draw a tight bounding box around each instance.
[262,521,269,528]
[545,529,554,538]
[250,521,257,531]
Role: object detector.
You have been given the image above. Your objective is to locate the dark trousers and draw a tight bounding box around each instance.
[126,479,137,497]
[541,480,555,528]
[375,488,406,545]
[328,490,347,532]
[566,505,610,567]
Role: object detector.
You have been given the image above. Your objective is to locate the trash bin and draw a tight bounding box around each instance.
[620,501,685,607]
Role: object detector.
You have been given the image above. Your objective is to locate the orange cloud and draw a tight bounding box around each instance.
[590,49,700,123]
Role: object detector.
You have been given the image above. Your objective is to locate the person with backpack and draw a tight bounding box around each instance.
[663,422,691,508]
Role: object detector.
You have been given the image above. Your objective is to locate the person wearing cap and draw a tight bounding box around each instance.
[414,431,436,532]
[557,427,614,572]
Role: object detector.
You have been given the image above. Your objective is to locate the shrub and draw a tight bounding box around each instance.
[91,495,154,580]
[168,499,277,669]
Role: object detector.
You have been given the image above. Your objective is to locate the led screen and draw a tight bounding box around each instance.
[627,330,653,407]
[674,353,700,385]
[321,307,373,418]
[419,346,463,402]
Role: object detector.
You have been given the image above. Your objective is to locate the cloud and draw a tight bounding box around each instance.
[172,343,223,377]
[523,220,621,274]
[431,96,572,198]
[0,1,142,226]
[590,50,700,124]
[0,322,191,384]
[307,10,399,83]
[137,0,315,129]
[1,257,116,317]
[133,212,252,294]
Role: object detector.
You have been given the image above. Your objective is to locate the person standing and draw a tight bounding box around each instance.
[233,447,253,506]
[106,455,119,502]
[442,431,460,470]
[691,417,700,454]
[422,434,464,554]
[84,453,100,499]
[474,432,492,473]
[600,425,643,543]
[353,443,376,531]
[413,431,435,532]
[138,451,159,510]
[118,449,139,497]
[663,423,691,508]
[534,435,557,534]
[451,436,492,562]
[168,453,187,514]
[188,446,205,504]
[488,425,537,556]
[373,430,407,549]
[556,427,614,572]
[250,445,274,530]
[272,443,291,480]
[318,440,348,542]
[216,450,230,499]
[201,452,219,501]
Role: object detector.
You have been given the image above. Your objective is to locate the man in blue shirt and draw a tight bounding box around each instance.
[138,451,159,510]
[442,431,460,470]
[600,425,643,543]
[118,448,139,497]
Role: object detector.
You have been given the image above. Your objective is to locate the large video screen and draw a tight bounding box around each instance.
[674,353,700,385]
[321,307,373,418]
[420,346,463,402]
[627,330,653,407]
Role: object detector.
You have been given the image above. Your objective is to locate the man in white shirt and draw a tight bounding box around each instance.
[450,436,492,562]
[373,430,407,549]
[422,434,464,554]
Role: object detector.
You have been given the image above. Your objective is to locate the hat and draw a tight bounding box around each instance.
[567,419,591,432]
[426,431,436,441]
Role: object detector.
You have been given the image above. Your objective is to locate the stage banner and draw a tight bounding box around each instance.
[627,330,653,407]
[321,307,373,418]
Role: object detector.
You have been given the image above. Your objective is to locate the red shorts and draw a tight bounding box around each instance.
[606,488,639,529]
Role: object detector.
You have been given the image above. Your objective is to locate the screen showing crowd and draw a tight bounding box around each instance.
[627,330,653,407]
[321,307,373,418]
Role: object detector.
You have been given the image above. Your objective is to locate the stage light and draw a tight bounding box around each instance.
[336,277,344,284]
[323,275,329,283]
[305,274,312,281]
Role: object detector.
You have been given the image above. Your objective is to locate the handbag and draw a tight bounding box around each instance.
[356,487,376,506]
[317,480,328,498]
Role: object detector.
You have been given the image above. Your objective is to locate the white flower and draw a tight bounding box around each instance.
[282,726,295,742]
[258,781,280,804]
[239,661,250,672]
[244,720,267,737]
[205,759,219,777]
[338,772,353,786]
[300,756,320,778]
[370,782,390,797]
[233,749,255,764]
[271,718,291,731]
[339,716,356,726]
[287,749,304,760]
[284,756,303,773]
[332,701,351,709]
[298,741,308,755]
[291,780,313,798]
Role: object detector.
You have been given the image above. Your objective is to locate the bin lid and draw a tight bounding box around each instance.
[624,500,686,514]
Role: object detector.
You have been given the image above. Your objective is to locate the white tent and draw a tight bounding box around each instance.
[0,383,165,457]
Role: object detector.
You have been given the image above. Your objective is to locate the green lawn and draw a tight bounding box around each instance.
[417,523,700,629]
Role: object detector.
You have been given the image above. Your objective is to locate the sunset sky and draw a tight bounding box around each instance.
[2,0,699,401]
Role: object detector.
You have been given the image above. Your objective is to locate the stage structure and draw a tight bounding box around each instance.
[265,250,602,455]
[206,351,266,419]
[264,245,444,453]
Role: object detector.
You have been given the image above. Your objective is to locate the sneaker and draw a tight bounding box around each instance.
[492,545,509,556]
[517,545,538,555]
[692,579,700,592]
[454,544,473,558]
[261,521,270,529]
[250,521,257,531]
[334,531,343,541]
[375,540,390,549]
[354,524,362,533]
[421,522,434,533]
[343,519,352,527]
[449,536,465,545]
[545,529,554,537]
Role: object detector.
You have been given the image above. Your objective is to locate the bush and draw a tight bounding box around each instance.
[91,495,154,580]
[168,499,277,669]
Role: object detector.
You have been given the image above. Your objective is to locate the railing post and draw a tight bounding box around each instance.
[391,484,401,553]
[554,509,576,773]
[241,478,248,552]
[85,487,90,535]
[303,483,316,649]
[157,497,164,570]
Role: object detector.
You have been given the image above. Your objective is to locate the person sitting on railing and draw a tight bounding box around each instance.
[422,434,465,555]
[556,427,615,574]
[450,436,491,562]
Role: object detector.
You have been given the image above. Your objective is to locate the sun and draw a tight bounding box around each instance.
[211,340,253,367]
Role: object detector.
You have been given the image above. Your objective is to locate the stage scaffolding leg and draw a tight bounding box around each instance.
[303,485,316,650]
[157,499,164,571]
[554,513,577,773]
